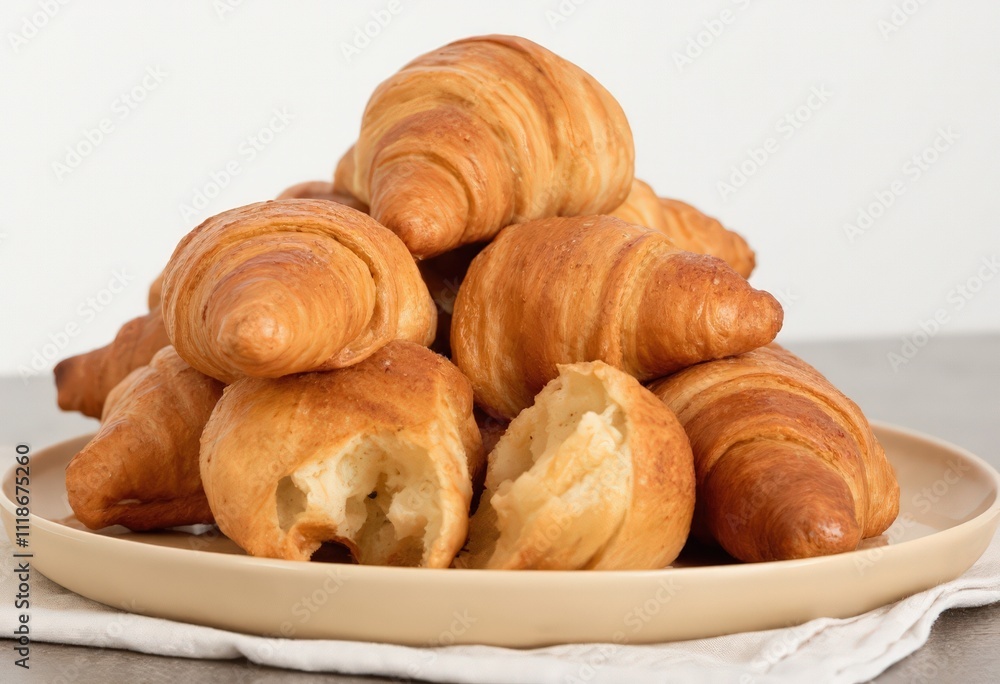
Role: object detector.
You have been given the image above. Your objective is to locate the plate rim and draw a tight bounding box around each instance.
[4,420,999,581]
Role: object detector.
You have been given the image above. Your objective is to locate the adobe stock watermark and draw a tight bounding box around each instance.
[853,513,916,576]
[545,0,590,31]
[913,458,970,514]
[738,623,817,684]
[887,255,999,372]
[17,268,135,383]
[563,578,680,683]
[52,66,168,181]
[405,610,479,679]
[213,0,247,20]
[842,126,958,244]
[771,286,799,313]
[717,85,832,203]
[340,0,404,63]
[233,565,350,671]
[672,0,756,73]
[877,0,931,40]
[177,107,294,223]
[7,0,71,53]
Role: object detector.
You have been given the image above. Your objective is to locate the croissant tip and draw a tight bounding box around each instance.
[53,356,73,386]
[380,211,457,259]
[764,290,785,326]
[765,508,863,560]
[215,310,293,370]
[53,357,89,413]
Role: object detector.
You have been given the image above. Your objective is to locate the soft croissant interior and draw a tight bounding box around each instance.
[275,435,446,567]
[465,367,632,569]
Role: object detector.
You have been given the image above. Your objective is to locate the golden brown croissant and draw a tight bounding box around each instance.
[610,179,756,278]
[452,215,783,419]
[648,345,899,562]
[276,179,369,213]
[65,346,224,531]
[337,34,635,258]
[54,307,171,419]
[200,342,484,568]
[458,362,694,570]
[161,199,436,383]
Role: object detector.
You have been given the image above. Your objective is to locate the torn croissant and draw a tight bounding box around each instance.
[458,362,694,570]
[451,215,783,419]
[65,346,224,531]
[649,345,900,562]
[161,199,436,383]
[610,179,756,278]
[199,342,484,568]
[337,34,635,258]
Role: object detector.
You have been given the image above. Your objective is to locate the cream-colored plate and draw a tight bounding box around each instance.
[2,423,998,647]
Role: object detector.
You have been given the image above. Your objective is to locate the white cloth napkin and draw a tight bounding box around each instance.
[2,530,998,684]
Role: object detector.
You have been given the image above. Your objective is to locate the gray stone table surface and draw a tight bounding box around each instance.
[1,334,997,683]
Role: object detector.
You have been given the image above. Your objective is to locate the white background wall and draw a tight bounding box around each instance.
[2,0,998,377]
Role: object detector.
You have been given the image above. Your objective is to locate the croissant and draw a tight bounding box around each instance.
[337,34,635,258]
[610,179,756,278]
[161,199,436,383]
[200,341,484,568]
[458,362,694,570]
[276,179,369,213]
[54,307,171,419]
[648,345,900,562]
[452,215,784,419]
[418,242,486,357]
[65,346,224,530]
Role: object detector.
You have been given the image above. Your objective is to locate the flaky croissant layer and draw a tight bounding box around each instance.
[452,214,783,419]
[338,34,635,258]
[649,345,900,562]
[161,199,436,383]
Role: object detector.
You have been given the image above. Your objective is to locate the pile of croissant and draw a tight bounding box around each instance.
[56,35,899,570]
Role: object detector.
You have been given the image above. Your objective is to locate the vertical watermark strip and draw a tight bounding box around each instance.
[11,444,32,671]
